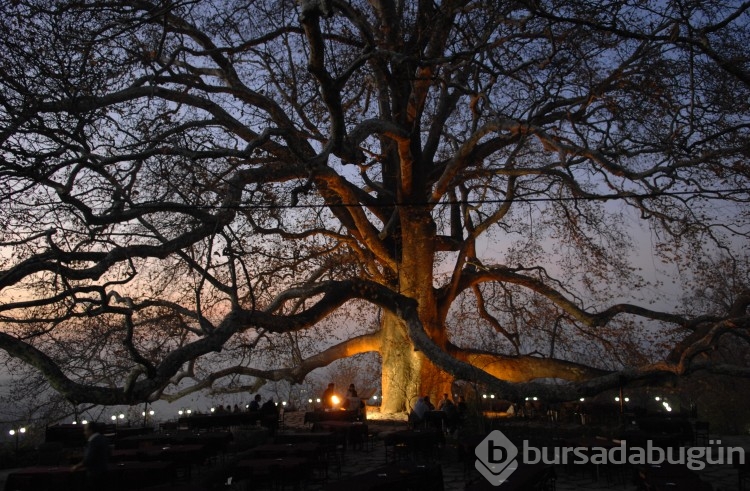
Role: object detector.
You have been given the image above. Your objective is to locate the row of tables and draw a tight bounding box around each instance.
[227,441,327,490]
[11,415,735,491]
[4,461,176,491]
[555,435,715,490]
[311,421,370,450]
[559,435,718,489]
[228,427,445,491]
[383,428,445,463]
[5,429,233,491]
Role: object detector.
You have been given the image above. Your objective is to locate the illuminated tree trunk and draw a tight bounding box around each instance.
[379,211,454,413]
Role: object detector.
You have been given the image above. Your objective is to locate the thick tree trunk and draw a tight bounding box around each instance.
[380,310,421,413]
[380,311,455,413]
[379,210,453,413]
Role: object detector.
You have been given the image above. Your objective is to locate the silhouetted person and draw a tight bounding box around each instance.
[441,397,459,433]
[410,395,432,428]
[72,422,109,490]
[456,395,468,429]
[438,393,455,410]
[345,383,364,418]
[249,394,262,412]
[322,383,337,409]
[260,398,280,433]
[346,384,358,397]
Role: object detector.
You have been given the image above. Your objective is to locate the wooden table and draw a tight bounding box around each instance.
[117,430,231,457]
[312,421,369,449]
[383,429,444,463]
[111,443,206,461]
[304,409,360,424]
[275,431,345,446]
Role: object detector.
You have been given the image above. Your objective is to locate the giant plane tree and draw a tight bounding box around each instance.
[0,0,749,414]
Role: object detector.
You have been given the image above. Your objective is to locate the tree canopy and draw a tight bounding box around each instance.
[0,0,749,413]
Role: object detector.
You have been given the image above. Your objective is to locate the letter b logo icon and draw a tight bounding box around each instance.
[487,440,508,463]
[475,430,519,485]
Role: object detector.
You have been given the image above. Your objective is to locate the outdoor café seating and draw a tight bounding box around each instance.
[8,406,747,491]
[233,456,310,489]
[383,428,444,463]
[117,429,231,449]
[273,430,347,478]
[311,420,370,450]
[110,443,208,479]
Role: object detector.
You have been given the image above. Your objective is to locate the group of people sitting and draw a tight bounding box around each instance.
[246,393,282,432]
[409,393,467,433]
[212,403,244,414]
[321,382,365,415]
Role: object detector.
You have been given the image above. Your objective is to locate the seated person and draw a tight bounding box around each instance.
[437,393,451,410]
[260,398,280,433]
[345,384,364,415]
[441,397,459,433]
[72,422,110,491]
[456,395,468,426]
[409,395,432,427]
[322,382,337,410]
[346,384,358,397]
[345,395,361,409]
[248,394,262,412]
